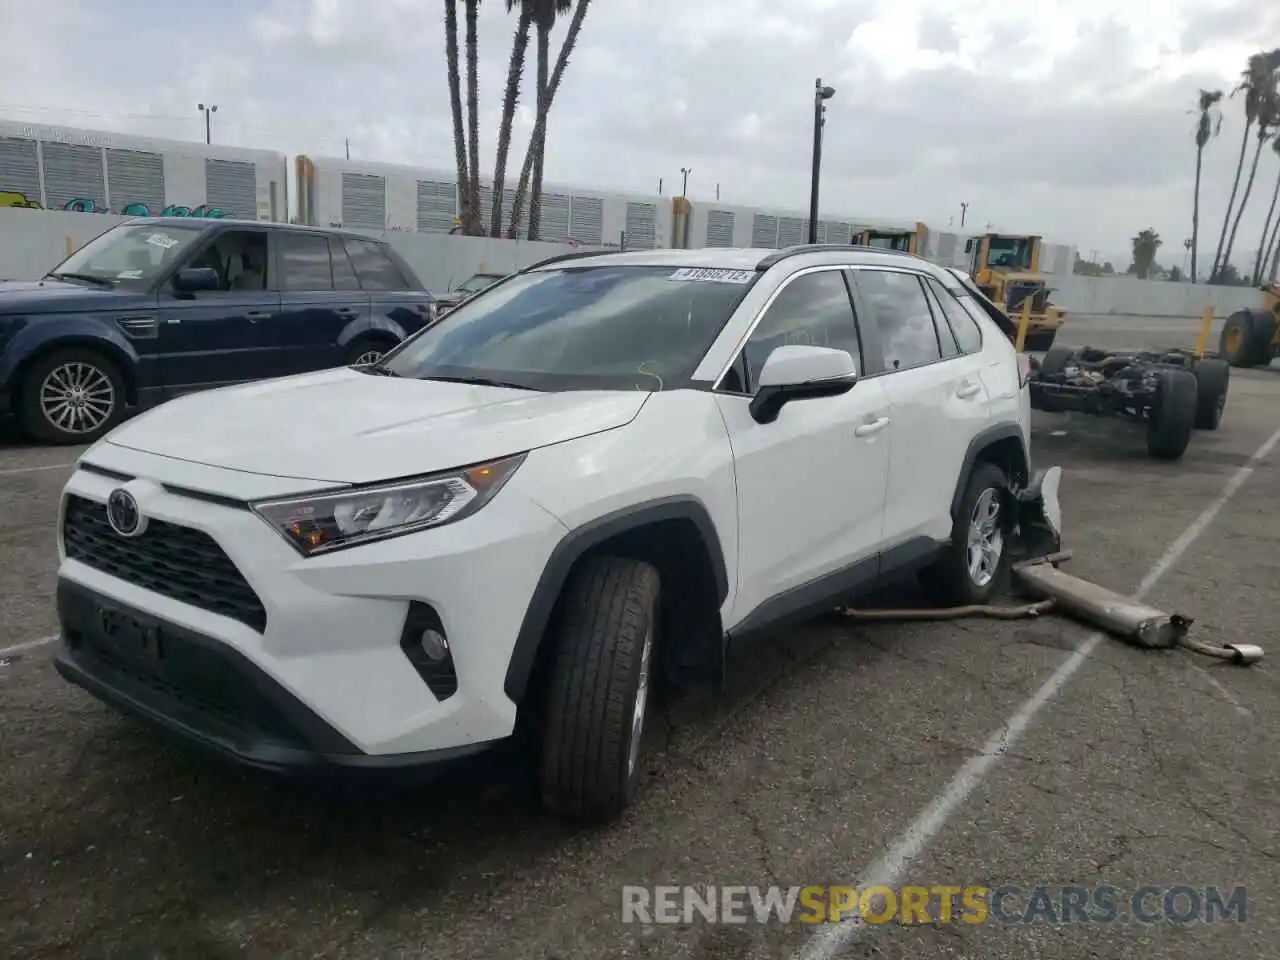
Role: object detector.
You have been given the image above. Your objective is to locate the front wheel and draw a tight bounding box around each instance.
[1147,369,1198,460]
[1192,358,1229,430]
[18,348,126,444]
[539,555,660,822]
[343,337,395,367]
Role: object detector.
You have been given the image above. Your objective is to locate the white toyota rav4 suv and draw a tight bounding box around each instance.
[53,244,1061,821]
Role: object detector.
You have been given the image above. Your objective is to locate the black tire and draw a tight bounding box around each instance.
[1147,369,1198,460]
[1192,358,1230,430]
[1038,346,1075,376]
[921,462,1011,606]
[343,335,397,366]
[1219,309,1272,367]
[18,347,126,444]
[539,555,660,822]
[1022,329,1058,352]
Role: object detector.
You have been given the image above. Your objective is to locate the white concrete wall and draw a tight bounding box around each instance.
[0,209,1268,318]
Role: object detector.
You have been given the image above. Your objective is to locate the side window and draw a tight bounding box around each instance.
[188,230,269,292]
[854,270,940,371]
[344,239,409,291]
[925,278,984,354]
[279,233,334,291]
[736,270,862,392]
[330,238,361,291]
[922,283,961,358]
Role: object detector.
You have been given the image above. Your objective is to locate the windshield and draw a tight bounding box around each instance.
[52,223,205,290]
[381,264,757,391]
[986,237,1033,270]
[865,232,912,251]
[459,273,503,293]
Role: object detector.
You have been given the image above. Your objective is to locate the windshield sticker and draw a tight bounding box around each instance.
[668,268,754,284]
[146,233,179,249]
[116,269,144,279]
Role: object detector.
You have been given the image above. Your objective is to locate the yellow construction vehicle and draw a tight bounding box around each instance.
[1219,282,1280,367]
[964,233,1066,352]
[855,221,927,256]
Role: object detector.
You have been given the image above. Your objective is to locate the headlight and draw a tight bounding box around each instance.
[251,454,525,556]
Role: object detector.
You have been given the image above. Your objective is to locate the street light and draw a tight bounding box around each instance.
[198,103,217,145]
[808,79,835,244]
[680,167,692,197]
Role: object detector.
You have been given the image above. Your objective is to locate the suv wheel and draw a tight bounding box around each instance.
[19,348,126,444]
[539,555,660,822]
[923,462,1011,606]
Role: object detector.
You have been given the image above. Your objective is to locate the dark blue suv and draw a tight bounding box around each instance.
[0,219,438,444]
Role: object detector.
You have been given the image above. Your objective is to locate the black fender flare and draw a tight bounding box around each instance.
[949,424,1029,522]
[503,495,729,704]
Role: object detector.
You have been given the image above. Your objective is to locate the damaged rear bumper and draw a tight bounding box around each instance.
[1012,465,1063,561]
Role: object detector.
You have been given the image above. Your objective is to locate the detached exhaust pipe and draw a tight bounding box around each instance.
[1014,557,1263,665]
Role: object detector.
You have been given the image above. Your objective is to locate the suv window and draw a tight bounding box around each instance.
[279,233,334,291]
[921,282,961,358]
[187,229,270,292]
[732,270,862,393]
[51,222,204,291]
[344,239,408,290]
[925,277,983,354]
[381,264,754,392]
[854,270,940,371]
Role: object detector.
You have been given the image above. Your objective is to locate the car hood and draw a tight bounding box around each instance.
[105,367,650,485]
[0,278,138,312]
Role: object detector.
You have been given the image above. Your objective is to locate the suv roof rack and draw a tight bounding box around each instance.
[754,244,923,271]
[519,249,611,272]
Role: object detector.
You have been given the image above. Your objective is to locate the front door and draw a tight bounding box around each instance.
[155,228,281,395]
[714,268,892,628]
[274,232,371,374]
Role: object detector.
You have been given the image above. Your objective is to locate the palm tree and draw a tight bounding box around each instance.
[443,0,471,232]
[507,0,591,237]
[1190,89,1223,282]
[524,0,572,241]
[489,1,534,237]
[1131,228,1163,279]
[1251,134,1280,284]
[1211,49,1280,281]
[464,0,483,235]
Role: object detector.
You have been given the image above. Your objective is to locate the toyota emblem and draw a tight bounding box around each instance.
[106,488,146,537]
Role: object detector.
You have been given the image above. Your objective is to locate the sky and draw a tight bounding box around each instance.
[0,0,1278,270]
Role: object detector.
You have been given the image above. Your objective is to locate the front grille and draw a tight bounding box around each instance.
[62,495,267,632]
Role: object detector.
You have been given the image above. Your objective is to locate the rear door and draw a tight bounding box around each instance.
[344,237,435,337]
[850,267,990,551]
[274,231,371,374]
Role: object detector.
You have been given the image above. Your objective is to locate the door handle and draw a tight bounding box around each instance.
[245,311,272,321]
[335,307,358,316]
[956,380,982,399]
[854,416,890,438]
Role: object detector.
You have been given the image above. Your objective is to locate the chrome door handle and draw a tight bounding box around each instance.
[956,381,982,399]
[854,416,890,438]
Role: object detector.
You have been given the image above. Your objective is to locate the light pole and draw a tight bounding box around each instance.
[960,201,969,228]
[809,79,835,244]
[680,167,691,196]
[198,103,217,145]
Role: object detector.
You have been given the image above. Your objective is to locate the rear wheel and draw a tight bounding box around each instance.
[343,336,396,366]
[1147,369,1198,460]
[1219,309,1274,367]
[18,348,126,444]
[1022,329,1058,352]
[1192,358,1229,430]
[539,555,660,822]
[922,462,1010,606]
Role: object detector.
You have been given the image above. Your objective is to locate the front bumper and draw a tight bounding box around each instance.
[54,578,489,774]
[56,446,569,761]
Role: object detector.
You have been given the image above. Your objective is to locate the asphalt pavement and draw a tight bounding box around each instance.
[2,324,1279,959]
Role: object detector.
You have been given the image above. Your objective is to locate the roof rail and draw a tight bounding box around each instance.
[519,249,611,272]
[754,244,923,271]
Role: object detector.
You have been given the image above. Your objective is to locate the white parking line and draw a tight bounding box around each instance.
[799,423,1280,959]
[0,462,76,476]
[0,634,59,658]
[1187,661,1251,717]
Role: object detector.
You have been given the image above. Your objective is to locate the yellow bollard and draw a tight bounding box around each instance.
[1193,305,1213,358]
[65,236,73,257]
[1014,297,1032,352]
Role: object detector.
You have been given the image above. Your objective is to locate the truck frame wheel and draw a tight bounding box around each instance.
[18,347,126,444]
[1147,369,1198,460]
[539,555,661,822]
[1191,358,1229,430]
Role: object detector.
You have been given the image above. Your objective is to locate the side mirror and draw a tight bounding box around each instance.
[964,238,974,253]
[172,267,220,293]
[749,345,857,424]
